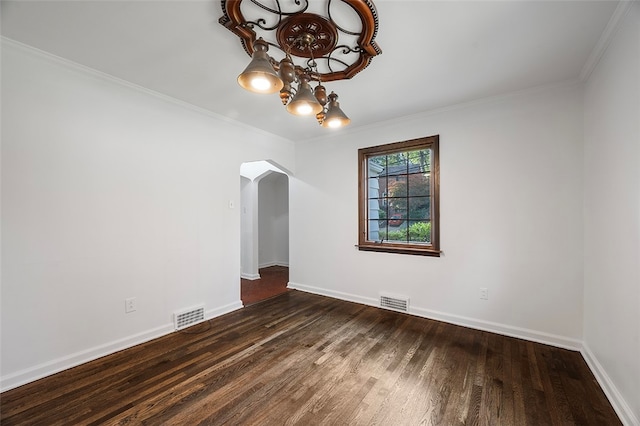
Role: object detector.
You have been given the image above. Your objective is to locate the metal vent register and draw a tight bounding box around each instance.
[174,306,205,330]
[379,293,409,312]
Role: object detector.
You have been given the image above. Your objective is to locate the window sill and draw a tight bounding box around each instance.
[356,244,441,257]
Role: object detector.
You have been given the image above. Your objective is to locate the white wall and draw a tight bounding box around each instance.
[290,84,585,348]
[258,172,289,268]
[0,40,294,390]
[240,176,259,279]
[583,3,640,425]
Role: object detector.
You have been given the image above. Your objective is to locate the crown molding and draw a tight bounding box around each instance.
[1,36,295,145]
[303,78,583,144]
[579,1,635,82]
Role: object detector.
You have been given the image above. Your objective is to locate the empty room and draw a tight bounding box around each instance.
[1,0,638,424]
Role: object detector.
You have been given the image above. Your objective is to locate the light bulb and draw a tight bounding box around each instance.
[326,118,343,128]
[296,104,313,115]
[250,77,271,92]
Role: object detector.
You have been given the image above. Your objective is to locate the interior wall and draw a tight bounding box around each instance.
[0,40,295,390]
[258,172,289,268]
[240,176,259,279]
[290,84,585,348]
[583,3,640,424]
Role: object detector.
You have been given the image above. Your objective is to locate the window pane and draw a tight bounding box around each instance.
[367,158,384,229]
[388,170,407,198]
[407,172,430,196]
[407,220,432,243]
[368,198,382,222]
[368,177,380,199]
[408,196,430,220]
[368,155,387,176]
[385,226,407,242]
[368,220,381,241]
[367,156,385,234]
[406,149,431,172]
[388,208,406,227]
[377,176,388,200]
[378,202,389,223]
[386,152,407,171]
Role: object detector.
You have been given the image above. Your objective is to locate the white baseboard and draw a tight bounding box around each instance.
[0,324,173,392]
[581,344,639,426]
[287,282,582,351]
[409,306,582,351]
[0,300,244,393]
[241,273,261,280]
[206,301,243,320]
[242,262,289,279]
[259,261,289,269]
[288,281,379,307]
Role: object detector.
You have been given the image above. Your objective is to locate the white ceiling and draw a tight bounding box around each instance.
[1,1,620,141]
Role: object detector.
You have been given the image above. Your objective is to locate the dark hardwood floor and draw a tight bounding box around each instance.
[1,291,620,425]
[241,265,289,305]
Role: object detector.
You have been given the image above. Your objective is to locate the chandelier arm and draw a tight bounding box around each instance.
[244,18,276,31]
[306,41,319,76]
[323,45,355,72]
[233,0,313,38]
[306,71,322,83]
[325,58,349,73]
[248,0,308,17]
[305,58,316,71]
[259,41,288,60]
[333,44,361,55]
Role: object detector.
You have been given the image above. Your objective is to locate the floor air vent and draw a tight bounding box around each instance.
[174,305,205,330]
[380,293,409,313]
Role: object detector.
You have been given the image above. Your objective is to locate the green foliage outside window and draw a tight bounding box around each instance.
[379,221,431,243]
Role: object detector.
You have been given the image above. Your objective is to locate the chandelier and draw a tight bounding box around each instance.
[219,0,381,128]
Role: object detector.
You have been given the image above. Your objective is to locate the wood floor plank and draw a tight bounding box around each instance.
[0,291,622,425]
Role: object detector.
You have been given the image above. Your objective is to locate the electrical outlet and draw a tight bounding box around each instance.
[480,288,489,300]
[125,297,137,313]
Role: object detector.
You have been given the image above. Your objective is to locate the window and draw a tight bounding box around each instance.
[358,135,440,256]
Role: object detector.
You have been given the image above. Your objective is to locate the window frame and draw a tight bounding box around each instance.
[357,135,440,257]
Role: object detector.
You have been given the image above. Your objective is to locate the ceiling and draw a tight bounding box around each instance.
[1,1,619,141]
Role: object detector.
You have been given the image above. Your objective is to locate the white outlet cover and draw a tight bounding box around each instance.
[480,288,489,300]
[125,297,137,313]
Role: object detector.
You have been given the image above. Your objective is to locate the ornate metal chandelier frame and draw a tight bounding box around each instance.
[220,0,381,82]
[219,0,381,127]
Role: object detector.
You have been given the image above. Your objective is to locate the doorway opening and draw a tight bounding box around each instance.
[240,161,290,305]
[241,265,288,305]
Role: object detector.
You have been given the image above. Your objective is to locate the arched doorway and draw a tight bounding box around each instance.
[239,161,290,305]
